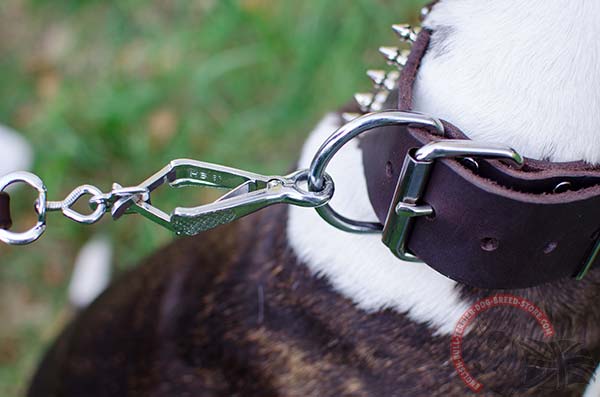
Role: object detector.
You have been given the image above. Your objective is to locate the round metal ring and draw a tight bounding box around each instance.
[307,111,444,233]
[0,171,47,245]
[61,185,106,224]
[287,169,334,208]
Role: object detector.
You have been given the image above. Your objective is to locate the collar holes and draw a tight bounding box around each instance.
[385,161,394,178]
[480,237,499,252]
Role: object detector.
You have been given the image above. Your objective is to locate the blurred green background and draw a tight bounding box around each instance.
[0,0,424,394]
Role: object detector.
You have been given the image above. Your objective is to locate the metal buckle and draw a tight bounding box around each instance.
[382,140,524,261]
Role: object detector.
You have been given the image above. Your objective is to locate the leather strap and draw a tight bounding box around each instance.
[361,29,600,289]
[0,192,12,230]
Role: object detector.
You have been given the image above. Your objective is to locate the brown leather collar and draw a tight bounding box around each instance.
[360,29,600,289]
[0,192,11,230]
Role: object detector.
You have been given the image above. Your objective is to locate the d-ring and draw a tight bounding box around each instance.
[307,111,444,233]
[0,171,47,245]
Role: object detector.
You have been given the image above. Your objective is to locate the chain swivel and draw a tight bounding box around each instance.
[46,185,106,224]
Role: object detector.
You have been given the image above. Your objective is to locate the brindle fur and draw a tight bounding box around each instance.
[27,192,600,396]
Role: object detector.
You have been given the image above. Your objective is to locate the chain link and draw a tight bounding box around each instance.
[45,185,106,224]
[42,183,152,226]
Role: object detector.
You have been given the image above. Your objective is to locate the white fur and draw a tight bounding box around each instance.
[0,124,32,174]
[415,0,600,163]
[584,365,600,397]
[68,235,112,308]
[288,0,600,338]
[288,114,470,335]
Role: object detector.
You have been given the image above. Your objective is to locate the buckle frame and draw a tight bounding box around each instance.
[382,140,524,261]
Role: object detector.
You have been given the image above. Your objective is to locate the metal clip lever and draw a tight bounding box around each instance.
[111,159,334,236]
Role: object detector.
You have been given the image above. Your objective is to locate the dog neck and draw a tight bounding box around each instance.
[288,0,600,336]
[415,0,600,163]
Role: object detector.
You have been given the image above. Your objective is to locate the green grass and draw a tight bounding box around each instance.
[0,1,425,395]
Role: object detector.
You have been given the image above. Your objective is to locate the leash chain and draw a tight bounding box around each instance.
[0,163,334,245]
[0,111,448,246]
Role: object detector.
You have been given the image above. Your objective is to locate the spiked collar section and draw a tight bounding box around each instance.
[355,25,600,289]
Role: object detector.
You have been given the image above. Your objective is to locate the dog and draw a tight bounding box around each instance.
[27,1,600,395]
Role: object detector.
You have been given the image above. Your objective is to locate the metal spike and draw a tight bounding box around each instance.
[421,6,431,20]
[370,103,383,112]
[379,46,400,63]
[370,90,390,112]
[367,69,400,91]
[396,49,410,67]
[392,24,419,42]
[354,93,374,112]
[366,70,386,86]
[341,112,361,123]
[382,70,400,90]
[379,47,410,68]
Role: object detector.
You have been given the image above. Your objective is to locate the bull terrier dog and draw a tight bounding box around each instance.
[27,1,600,396]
